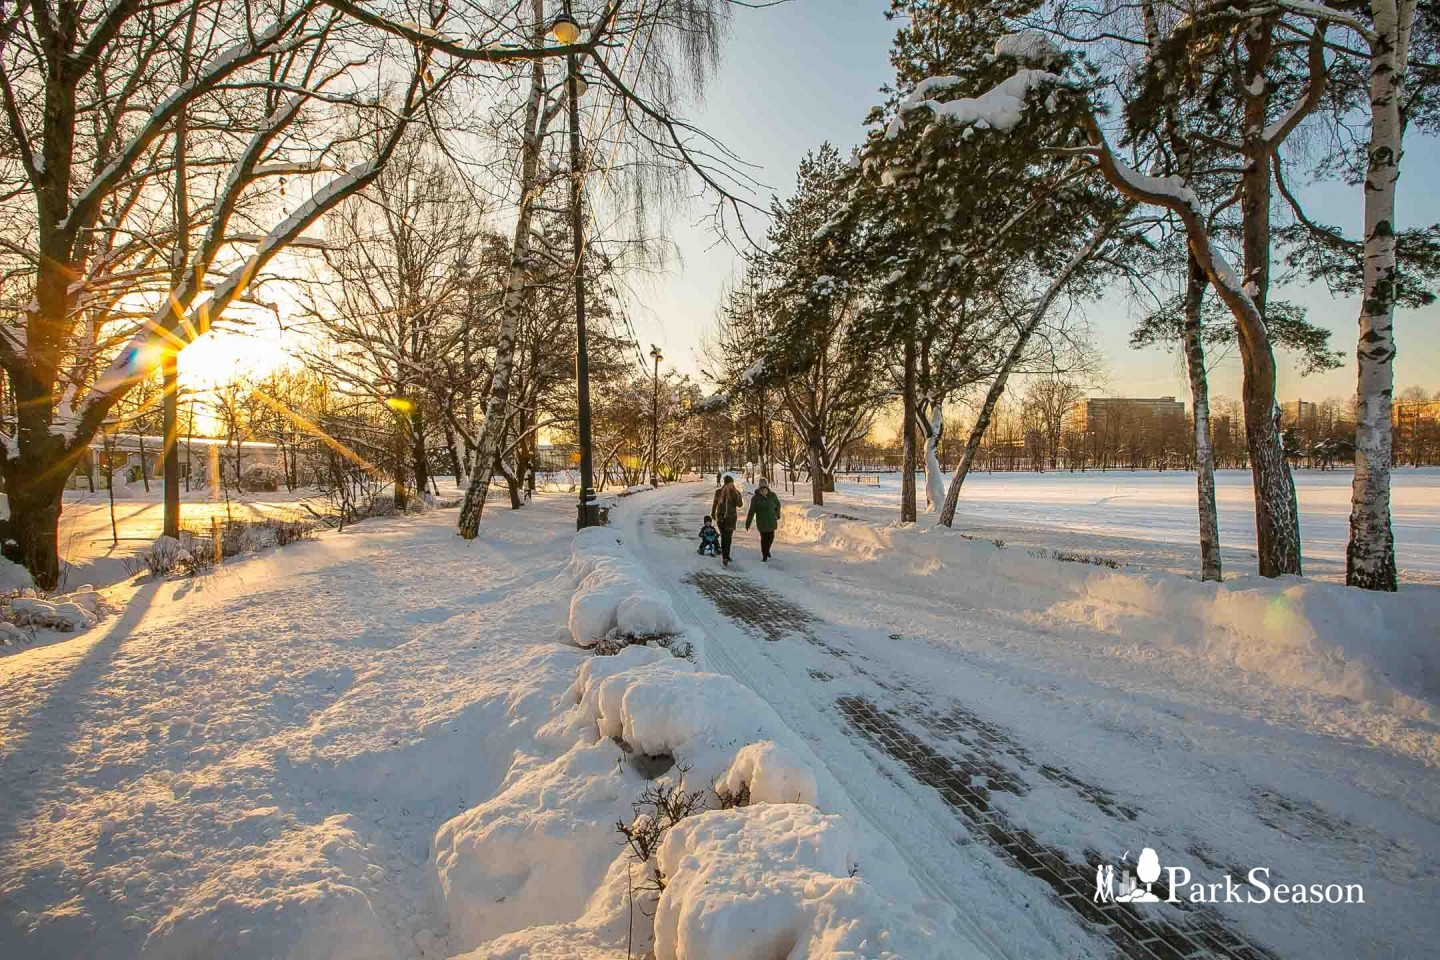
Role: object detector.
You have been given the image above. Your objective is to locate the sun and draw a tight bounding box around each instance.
[175,313,297,391]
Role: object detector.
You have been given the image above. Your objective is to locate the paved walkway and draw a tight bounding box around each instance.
[623,484,1440,960]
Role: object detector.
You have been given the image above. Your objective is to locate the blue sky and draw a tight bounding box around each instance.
[629,0,1440,408]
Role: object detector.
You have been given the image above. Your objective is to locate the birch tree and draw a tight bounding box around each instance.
[1348,0,1418,590]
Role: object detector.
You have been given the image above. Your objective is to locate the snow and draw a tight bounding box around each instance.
[429,531,974,958]
[655,805,946,960]
[615,482,1440,958]
[793,474,1440,724]
[430,738,643,948]
[887,69,1061,140]
[0,556,33,592]
[7,596,99,631]
[993,31,1063,65]
[0,494,590,959]
[7,475,1438,959]
[823,468,1440,583]
[2,586,108,644]
[716,740,819,806]
[566,526,687,646]
[1107,152,1201,212]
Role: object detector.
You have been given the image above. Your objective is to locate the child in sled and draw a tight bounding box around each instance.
[697,516,721,557]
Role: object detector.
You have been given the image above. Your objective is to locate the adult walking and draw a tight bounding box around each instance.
[745,477,782,562]
[711,474,743,567]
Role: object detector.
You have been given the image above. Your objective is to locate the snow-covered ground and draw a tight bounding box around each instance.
[0,495,588,959]
[813,467,1440,583]
[2,479,1437,958]
[5,487,344,593]
[618,482,1440,958]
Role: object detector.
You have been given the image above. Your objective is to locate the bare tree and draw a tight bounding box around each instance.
[0,0,462,587]
[302,133,487,509]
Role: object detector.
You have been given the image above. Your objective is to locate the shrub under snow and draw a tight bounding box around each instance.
[655,805,941,960]
[567,527,686,649]
[4,586,106,632]
[435,600,961,959]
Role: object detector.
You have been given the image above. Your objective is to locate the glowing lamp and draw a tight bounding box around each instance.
[385,397,415,414]
[551,16,580,44]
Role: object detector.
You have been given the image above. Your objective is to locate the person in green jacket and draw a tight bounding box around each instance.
[745,478,783,562]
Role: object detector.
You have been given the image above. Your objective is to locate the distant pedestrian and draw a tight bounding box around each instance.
[711,475,743,566]
[745,477,782,562]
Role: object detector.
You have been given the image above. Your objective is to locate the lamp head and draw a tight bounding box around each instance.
[551,16,581,44]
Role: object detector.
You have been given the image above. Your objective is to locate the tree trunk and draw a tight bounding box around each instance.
[410,407,428,505]
[808,431,825,507]
[162,352,180,537]
[458,5,547,539]
[1182,254,1222,582]
[1237,20,1303,579]
[497,450,523,509]
[920,399,945,512]
[392,420,409,512]
[1,457,67,591]
[1348,0,1412,592]
[939,217,1116,527]
[137,432,150,493]
[442,415,463,484]
[900,335,917,523]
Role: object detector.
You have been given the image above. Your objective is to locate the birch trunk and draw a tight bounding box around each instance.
[1347,0,1412,591]
[458,1,548,539]
[920,399,945,512]
[900,335,917,523]
[1182,254,1222,581]
[938,218,1116,527]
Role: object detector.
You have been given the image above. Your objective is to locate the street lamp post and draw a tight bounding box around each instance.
[649,345,662,487]
[555,8,601,529]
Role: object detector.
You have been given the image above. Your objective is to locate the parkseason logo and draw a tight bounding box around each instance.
[1093,847,1365,906]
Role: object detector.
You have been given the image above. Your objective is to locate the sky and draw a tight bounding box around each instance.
[625,0,1440,409]
[187,0,1440,413]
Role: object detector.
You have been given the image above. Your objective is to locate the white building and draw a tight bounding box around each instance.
[67,434,282,490]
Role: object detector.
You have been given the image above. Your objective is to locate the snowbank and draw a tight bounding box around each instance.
[2,585,110,646]
[431,738,647,947]
[786,506,1440,720]
[716,740,819,807]
[436,534,967,959]
[566,527,687,648]
[656,805,936,960]
[0,555,33,592]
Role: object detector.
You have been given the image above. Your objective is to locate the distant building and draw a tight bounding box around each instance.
[1393,398,1440,422]
[66,434,281,490]
[1066,396,1186,433]
[1281,400,1318,428]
